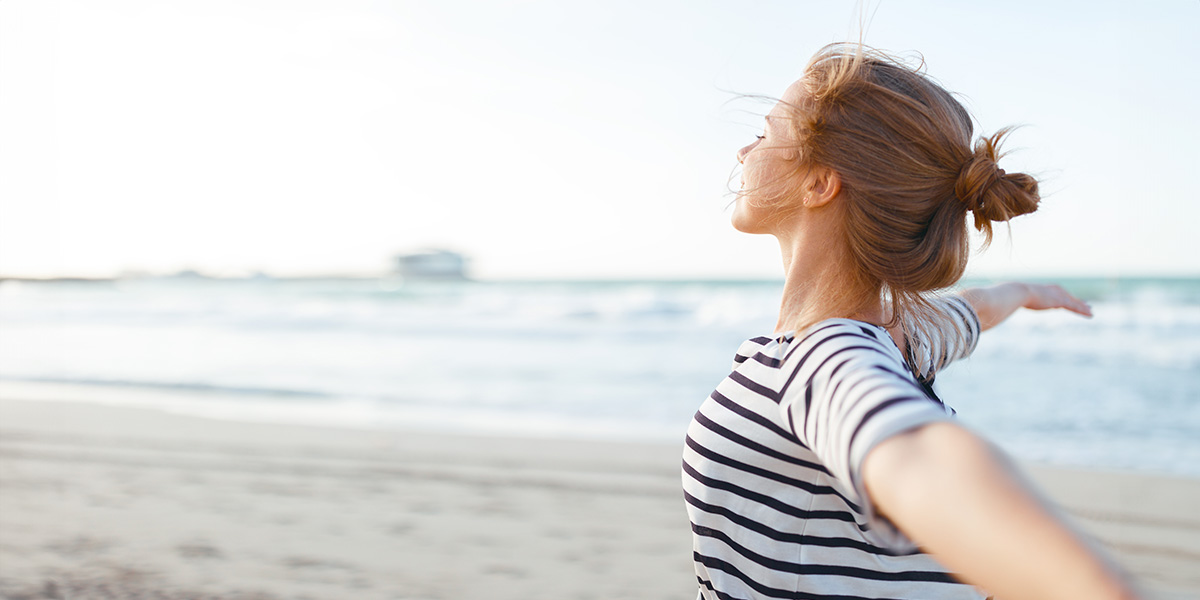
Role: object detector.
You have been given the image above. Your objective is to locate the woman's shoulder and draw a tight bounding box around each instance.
[771,318,914,394]
[729,318,910,382]
[789,318,903,361]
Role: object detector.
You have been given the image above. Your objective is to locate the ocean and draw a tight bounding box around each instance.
[1,276,1197,477]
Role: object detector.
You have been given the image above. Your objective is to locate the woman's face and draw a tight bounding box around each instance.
[731,80,807,235]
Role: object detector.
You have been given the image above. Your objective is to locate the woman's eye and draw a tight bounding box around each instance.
[756,135,765,140]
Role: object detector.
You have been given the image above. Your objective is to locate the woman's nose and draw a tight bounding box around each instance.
[737,138,760,164]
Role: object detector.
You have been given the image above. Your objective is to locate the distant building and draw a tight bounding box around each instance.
[393,249,468,280]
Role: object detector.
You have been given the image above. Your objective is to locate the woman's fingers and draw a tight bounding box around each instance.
[1024,284,1093,318]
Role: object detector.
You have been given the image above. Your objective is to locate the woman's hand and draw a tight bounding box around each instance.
[1021,283,1093,317]
[960,282,1092,331]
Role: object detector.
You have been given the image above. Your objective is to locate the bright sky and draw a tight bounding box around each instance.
[2,0,1197,279]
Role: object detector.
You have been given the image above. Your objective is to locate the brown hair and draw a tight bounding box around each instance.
[773,44,1039,350]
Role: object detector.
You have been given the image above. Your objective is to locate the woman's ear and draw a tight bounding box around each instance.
[806,167,841,208]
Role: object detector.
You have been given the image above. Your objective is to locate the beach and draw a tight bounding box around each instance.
[1,398,1197,600]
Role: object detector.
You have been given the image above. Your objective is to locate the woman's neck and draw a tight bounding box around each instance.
[774,228,882,335]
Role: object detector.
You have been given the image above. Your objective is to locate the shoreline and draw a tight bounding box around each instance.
[4,380,1196,480]
[1,397,1198,599]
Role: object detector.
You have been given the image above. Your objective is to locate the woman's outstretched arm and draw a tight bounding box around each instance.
[959,282,1092,331]
[862,422,1141,600]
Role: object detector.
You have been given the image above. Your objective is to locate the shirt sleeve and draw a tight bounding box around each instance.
[779,324,953,548]
[901,295,981,382]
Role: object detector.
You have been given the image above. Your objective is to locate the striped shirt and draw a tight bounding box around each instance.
[684,296,983,600]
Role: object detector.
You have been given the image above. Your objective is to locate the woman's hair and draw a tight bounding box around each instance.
[777,43,1039,352]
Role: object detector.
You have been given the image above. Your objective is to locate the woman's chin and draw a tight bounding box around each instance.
[730,203,772,235]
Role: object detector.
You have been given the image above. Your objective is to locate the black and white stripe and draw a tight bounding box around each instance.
[902,295,981,383]
[684,298,984,599]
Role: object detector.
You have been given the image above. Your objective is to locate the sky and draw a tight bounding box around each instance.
[1,0,1197,280]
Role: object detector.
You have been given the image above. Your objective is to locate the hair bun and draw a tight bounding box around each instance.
[953,128,1040,244]
[955,155,1003,213]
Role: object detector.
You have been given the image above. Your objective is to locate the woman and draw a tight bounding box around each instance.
[683,44,1140,599]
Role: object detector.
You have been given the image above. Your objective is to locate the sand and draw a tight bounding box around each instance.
[1,397,1197,600]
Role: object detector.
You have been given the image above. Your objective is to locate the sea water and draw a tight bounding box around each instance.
[1,276,1197,476]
